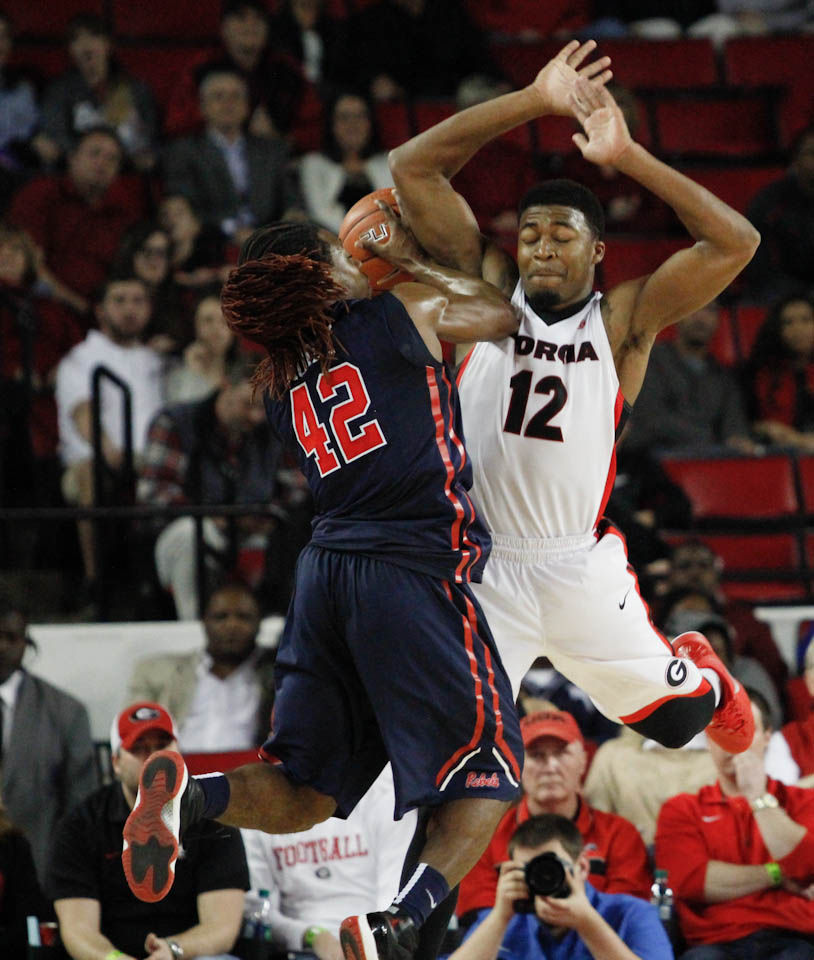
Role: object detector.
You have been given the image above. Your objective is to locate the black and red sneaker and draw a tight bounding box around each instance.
[340,911,418,960]
[122,749,203,902]
[673,631,755,754]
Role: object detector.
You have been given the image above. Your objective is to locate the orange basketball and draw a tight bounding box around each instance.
[339,187,414,294]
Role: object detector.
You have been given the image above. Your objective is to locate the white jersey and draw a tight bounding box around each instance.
[459,286,623,539]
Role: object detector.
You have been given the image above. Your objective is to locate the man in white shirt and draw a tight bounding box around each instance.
[125,582,276,752]
[241,767,416,960]
[55,274,165,591]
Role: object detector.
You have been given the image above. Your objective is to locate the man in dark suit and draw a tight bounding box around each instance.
[163,67,302,246]
[0,591,98,879]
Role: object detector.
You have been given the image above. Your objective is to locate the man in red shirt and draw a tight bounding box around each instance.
[457,709,652,925]
[655,690,814,958]
[9,126,143,317]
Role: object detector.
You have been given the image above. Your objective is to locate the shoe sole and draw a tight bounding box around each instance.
[122,750,187,902]
[340,916,378,960]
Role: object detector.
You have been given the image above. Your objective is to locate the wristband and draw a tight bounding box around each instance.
[104,952,124,959]
[765,862,783,887]
[303,926,328,949]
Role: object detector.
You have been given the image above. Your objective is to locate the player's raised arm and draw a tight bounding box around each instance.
[390,41,612,285]
[362,200,518,349]
[570,80,760,342]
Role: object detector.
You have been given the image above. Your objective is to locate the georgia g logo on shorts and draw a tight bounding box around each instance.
[665,658,688,688]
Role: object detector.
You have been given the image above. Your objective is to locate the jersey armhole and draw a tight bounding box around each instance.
[379,291,443,370]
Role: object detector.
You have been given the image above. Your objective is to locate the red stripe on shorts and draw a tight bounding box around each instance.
[436,581,485,786]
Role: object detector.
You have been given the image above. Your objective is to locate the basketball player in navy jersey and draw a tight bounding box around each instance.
[390,42,760,755]
[120,214,525,960]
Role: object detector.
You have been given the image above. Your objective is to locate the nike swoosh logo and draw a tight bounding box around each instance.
[619,587,632,609]
[427,892,437,910]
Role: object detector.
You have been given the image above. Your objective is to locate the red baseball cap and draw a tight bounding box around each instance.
[521,709,584,749]
[110,701,178,753]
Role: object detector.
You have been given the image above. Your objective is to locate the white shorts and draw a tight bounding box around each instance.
[474,523,707,723]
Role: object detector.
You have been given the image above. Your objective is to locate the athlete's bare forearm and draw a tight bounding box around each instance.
[391,87,543,181]
[613,143,759,255]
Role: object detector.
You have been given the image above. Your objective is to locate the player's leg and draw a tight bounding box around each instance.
[123,544,376,902]
[544,523,753,751]
[335,563,523,960]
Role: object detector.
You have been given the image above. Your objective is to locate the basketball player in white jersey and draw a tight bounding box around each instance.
[389,41,760,754]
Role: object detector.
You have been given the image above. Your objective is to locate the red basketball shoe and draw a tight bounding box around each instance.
[673,631,755,754]
[341,911,418,960]
[122,749,204,902]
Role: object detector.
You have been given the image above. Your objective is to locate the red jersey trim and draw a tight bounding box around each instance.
[593,388,625,532]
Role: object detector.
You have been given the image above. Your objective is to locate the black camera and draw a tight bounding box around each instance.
[513,852,572,913]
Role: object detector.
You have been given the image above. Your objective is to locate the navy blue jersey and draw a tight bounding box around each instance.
[264,291,490,582]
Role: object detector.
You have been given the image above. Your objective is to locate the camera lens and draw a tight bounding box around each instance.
[524,852,570,899]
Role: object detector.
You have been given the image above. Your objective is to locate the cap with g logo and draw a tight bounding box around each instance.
[110,701,178,753]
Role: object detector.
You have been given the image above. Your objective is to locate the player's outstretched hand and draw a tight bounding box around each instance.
[569,78,633,167]
[531,40,612,117]
[359,198,424,268]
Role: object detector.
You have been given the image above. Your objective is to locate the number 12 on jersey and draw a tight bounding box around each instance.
[290,362,387,476]
[504,371,568,441]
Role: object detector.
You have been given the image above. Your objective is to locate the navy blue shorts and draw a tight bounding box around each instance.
[261,545,523,818]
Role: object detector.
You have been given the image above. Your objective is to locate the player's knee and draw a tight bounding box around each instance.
[627,688,716,749]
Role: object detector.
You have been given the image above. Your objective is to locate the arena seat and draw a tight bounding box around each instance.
[117,45,217,112]
[489,39,562,90]
[660,454,799,522]
[723,36,814,145]
[599,236,688,290]
[413,100,456,135]
[721,579,808,603]
[468,0,588,37]
[600,38,719,90]
[112,0,222,39]
[649,89,781,160]
[9,44,69,81]
[530,115,581,156]
[797,458,814,518]
[374,100,412,150]
[5,0,103,38]
[680,165,784,215]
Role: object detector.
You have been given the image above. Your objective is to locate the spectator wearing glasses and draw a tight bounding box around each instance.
[457,709,652,928]
[114,222,188,354]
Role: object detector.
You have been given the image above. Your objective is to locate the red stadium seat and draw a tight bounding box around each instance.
[680,165,785,215]
[117,45,218,112]
[530,115,581,156]
[600,236,688,290]
[797,458,814,516]
[721,580,808,603]
[600,38,719,90]
[374,101,412,150]
[651,90,780,159]
[112,0,221,38]
[4,0,103,38]
[724,36,814,145]
[469,0,588,37]
[413,100,456,135]
[9,44,69,81]
[692,533,800,570]
[661,454,799,521]
[489,40,562,90]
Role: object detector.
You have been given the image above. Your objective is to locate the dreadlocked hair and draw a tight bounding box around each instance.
[221,222,344,398]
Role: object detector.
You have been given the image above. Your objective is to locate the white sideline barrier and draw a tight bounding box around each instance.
[26,617,284,740]
[754,606,814,674]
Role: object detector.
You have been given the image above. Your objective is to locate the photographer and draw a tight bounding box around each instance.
[450,815,673,960]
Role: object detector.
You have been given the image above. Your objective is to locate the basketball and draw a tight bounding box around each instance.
[339,187,414,294]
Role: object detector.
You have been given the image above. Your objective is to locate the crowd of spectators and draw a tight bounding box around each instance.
[0,2,814,957]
